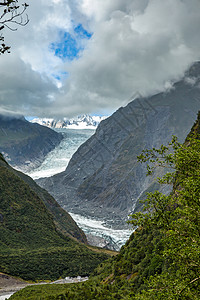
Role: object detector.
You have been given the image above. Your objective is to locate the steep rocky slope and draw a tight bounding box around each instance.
[38,62,200,228]
[0,154,108,281]
[0,114,63,171]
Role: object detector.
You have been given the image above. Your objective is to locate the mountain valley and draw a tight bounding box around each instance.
[0,62,199,299]
[1,1,200,299]
[10,109,200,300]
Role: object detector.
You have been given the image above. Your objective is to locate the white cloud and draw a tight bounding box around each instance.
[0,0,200,118]
[0,55,58,116]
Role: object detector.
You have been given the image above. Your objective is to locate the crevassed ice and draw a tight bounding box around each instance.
[69,212,132,249]
[27,129,95,179]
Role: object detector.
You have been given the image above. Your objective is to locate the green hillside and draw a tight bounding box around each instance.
[0,154,87,243]
[11,112,200,299]
[0,155,108,281]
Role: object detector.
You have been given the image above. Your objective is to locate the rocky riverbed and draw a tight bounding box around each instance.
[0,273,29,299]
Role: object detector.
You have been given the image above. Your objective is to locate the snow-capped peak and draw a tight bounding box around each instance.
[30,115,107,129]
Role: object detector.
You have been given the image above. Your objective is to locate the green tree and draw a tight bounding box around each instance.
[130,134,200,299]
[0,0,29,54]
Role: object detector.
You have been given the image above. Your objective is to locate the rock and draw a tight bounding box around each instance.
[86,234,119,251]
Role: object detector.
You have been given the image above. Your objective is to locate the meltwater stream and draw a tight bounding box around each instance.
[27,128,132,250]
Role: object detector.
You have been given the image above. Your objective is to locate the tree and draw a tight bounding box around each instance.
[130,130,200,299]
[0,0,29,54]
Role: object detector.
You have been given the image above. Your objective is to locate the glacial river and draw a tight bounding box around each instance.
[0,293,14,300]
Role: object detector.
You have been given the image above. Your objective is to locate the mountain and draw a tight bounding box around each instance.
[10,112,200,299]
[0,114,63,172]
[31,115,107,129]
[0,154,109,281]
[1,157,87,244]
[37,62,200,228]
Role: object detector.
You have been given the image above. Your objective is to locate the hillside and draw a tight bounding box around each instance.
[0,114,63,171]
[0,154,108,281]
[12,112,200,299]
[37,61,200,228]
[0,155,87,243]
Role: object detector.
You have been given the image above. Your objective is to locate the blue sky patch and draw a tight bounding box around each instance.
[74,24,92,39]
[51,32,80,61]
[52,71,68,81]
[50,24,92,61]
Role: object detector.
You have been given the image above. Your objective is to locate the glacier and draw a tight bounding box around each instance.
[69,212,132,251]
[27,129,95,179]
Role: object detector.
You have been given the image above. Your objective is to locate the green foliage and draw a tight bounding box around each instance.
[0,247,107,281]
[129,134,200,298]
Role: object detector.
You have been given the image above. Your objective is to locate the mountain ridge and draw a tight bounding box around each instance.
[0,114,63,171]
[37,62,200,228]
[31,115,107,129]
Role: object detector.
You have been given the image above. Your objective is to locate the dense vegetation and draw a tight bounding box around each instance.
[14,167,87,244]
[0,156,109,281]
[0,154,87,243]
[11,112,200,299]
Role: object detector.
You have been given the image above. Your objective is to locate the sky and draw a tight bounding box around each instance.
[0,0,200,118]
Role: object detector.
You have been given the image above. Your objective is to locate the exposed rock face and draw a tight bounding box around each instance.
[0,115,63,171]
[86,234,119,251]
[37,62,200,228]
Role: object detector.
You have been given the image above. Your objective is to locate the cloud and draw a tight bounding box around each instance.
[0,55,58,116]
[0,0,200,118]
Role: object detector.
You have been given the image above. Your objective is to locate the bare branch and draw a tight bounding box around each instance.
[0,0,29,54]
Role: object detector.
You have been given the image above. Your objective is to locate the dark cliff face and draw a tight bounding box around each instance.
[38,62,200,228]
[0,115,63,171]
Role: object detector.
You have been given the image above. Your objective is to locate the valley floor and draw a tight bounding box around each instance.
[0,273,89,299]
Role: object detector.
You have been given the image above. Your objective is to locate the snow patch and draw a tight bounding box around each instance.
[30,114,107,129]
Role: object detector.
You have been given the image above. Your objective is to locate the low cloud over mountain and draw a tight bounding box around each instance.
[0,0,200,118]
